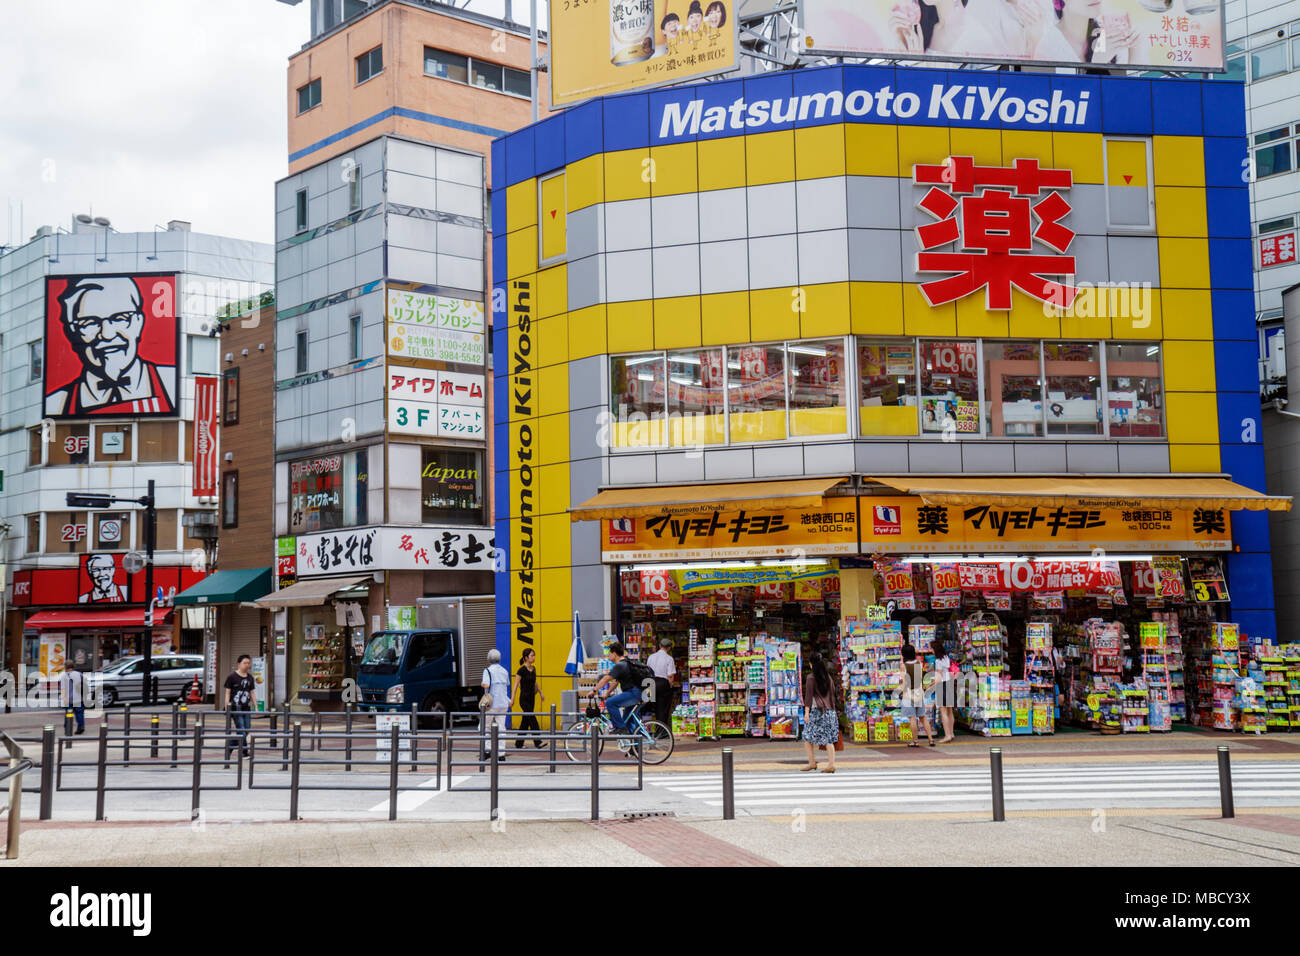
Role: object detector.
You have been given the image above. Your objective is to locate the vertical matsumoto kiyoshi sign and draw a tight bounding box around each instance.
[511,279,535,648]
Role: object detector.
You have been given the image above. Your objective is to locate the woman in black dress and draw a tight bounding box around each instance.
[511,648,546,749]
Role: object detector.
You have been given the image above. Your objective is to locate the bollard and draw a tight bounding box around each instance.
[289,723,302,822]
[150,715,160,759]
[411,703,420,773]
[548,704,557,774]
[990,747,1005,822]
[490,722,500,822]
[344,704,353,772]
[95,724,108,822]
[170,703,179,769]
[123,704,131,763]
[590,721,600,821]
[39,726,55,821]
[1217,745,1235,819]
[280,705,291,772]
[64,709,74,742]
[179,703,188,733]
[388,724,400,822]
[721,748,735,821]
[190,723,203,820]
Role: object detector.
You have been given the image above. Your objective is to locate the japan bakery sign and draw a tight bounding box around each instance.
[296,526,496,577]
[601,505,858,562]
[386,369,486,439]
[386,290,485,366]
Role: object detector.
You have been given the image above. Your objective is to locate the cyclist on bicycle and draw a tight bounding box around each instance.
[592,642,644,733]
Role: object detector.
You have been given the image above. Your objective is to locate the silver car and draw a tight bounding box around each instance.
[87,654,206,707]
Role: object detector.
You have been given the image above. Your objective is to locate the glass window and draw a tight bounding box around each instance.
[289,449,368,533]
[1106,342,1164,437]
[295,189,308,232]
[726,345,786,443]
[28,425,43,466]
[424,47,469,83]
[28,341,42,381]
[666,349,726,447]
[1254,127,1289,145]
[187,335,218,375]
[788,340,848,436]
[504,66,531,97]
[93,424,132,463]
[408,633,450,669]
[1254,129,1293,179]
[26,515,40,554]
[985,341,1043,437]
[1104,138,1154,231]
[48,424,90,465]
[349,164,362,210]
[297,78,321,114]
[94,512,130,551]
[356,45,383,84]
[296,330,308,374]
[47,512,88,554]
[1260,215,1295,234]
[222,472,238,529]
[1044,342,1102,436]
[920,341,979,434]
[349,315,362,360]
[857,339,917,436]
[610,354,666,447]
[471,60,504,91]
[1251,42,1288,80]
[138,421,179,462]
[420,448,483,524]
[1222,54,1246,82]
[223,368,240,425]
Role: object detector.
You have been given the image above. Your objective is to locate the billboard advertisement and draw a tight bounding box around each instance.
[192,375,220,496]
[386,289,485,366]
[44,274,179,418]
[549,0,740,106]
[802,0,1224,71]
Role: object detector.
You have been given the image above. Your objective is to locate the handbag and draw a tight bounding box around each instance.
[479,666,495,710]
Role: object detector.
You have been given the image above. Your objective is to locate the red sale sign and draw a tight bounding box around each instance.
[192,375,219,495]
[958,560,1121,593]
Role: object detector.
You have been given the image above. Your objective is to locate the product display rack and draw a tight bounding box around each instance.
[741,634,768,737]
[1259,654,1290,732]
[842,619,904,743]
[1139,621,1172,732]
[300,625,345,694]
[1023,621,1055,734]
[1211,623,1241,732]
[958,615,1011,737]
[688,630,718,740]
[765,640,803,739]
[1287,646,1300,730]
[715,637,747,736]
[1075,618,1125,732]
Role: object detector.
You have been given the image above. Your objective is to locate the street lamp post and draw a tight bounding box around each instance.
[67,479,158,706]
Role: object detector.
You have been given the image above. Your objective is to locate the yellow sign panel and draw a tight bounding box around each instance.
[601,504,858,561]
[549,0,739,107]
[859,497,1231,553]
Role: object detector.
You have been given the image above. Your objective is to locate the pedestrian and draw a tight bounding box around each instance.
[511,648,546,749]
[645,638,677,727]
[224,654,256,759]
[901,643,935,748]
[931,637,957,744]
[591,642,645,741]
[800,654,839,773]
[480,648,511,761]
[63,663,86,735]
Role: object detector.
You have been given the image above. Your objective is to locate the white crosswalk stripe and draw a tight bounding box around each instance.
[646,762,1300,810]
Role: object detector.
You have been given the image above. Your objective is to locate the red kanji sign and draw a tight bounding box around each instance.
[1260,232,1296,268]
[913,157,1078,311]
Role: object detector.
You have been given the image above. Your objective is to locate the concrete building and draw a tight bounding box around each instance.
[0,217,272,690]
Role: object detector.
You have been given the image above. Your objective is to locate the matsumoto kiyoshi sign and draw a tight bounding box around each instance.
[655,76,1095,143]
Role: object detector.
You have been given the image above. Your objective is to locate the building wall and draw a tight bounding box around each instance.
[492,66,1273,701]
[287,0,551,176]
[1264,282,1300,634]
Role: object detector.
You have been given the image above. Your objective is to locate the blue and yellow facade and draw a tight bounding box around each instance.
[491,64,1270,698]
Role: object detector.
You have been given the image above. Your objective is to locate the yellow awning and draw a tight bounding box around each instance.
[866,476,1292,512]
[570,477,846,522]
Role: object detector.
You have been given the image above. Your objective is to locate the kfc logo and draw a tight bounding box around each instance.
[79,553,128,604]
[608,518,636,545]
[872,505,902,536]
[44,274,178,418]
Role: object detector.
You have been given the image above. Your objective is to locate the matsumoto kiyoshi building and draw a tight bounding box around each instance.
[490,64,1292,714]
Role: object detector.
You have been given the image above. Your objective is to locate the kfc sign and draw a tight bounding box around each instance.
[44,274,178,418]
[914,157,1076,311]
[1260,232,1296,269]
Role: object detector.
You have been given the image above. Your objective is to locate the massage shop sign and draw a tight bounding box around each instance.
[386,289,485,365]
[601,505,858,562]
[859,497,1232,553]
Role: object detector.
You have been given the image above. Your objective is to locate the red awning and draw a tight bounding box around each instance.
[23,609,173,630]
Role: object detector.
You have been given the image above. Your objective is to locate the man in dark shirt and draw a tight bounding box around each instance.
[224,655,255,759]
[592,642,643,733]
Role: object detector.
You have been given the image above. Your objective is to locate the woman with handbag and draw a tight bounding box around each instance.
[931,638,958,744]
[901,643,936,748]
[800,654,840,773]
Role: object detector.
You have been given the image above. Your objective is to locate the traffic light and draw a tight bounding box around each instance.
[66,493,114,508]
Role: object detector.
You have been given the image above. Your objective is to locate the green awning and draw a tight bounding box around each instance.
[174,568,273,606]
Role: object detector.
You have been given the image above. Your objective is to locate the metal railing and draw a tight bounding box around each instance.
[1,732,33,859]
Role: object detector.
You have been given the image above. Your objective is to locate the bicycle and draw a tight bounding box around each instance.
[563,698,674,766]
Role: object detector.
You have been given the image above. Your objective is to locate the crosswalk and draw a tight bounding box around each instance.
[647,762,1300,812]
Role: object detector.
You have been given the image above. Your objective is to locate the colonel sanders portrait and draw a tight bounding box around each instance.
[46,276,177,415]
[79,554,129,604]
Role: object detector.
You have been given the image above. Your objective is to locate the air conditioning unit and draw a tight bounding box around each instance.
[1268,333,1286,380]
[182,511,220,540]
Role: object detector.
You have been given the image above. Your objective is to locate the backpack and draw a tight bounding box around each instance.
[624,659,654,691]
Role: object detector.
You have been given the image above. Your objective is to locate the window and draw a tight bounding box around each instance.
[1260,215,1296,235]
[94,512,130,551]
[296,189,308,233]
[25,515,40,555]
[920,341,979,434]
[504,66,531,98]
[424,47,469,83]
[985,341,1043,437]
[92,424,132,463]
[1104,138,1154,231]
[857,340,918,436]
[349,315,362,360]
[28,426,43,466]
[187,334,218,375]
[471,59,503,91]
[611,353,666,447]
[727,345,786,443]
[48,424,90,465]
[788,340,848,437]
[408,633,450,670]
[223,368,240,424]
[1251,42,1288,80]
[1253,126,1294,179]
[296,330,308,374]
[420,448,483,524]
[28,341,42,382]
[289,448,368,533]
[138,421,180,463]
[1044,342,1102,436]
[348,164,362,211]
[222,471,238,529]
[1222,54,1246,83]
[356,45,383,84]
[137,508,178,553]
[666,349,726,447]
[297,78,321,114]
[47,512,88,554]
[1106,342,1164,437]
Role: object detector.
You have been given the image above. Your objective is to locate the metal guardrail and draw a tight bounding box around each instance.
[1,732,33,859]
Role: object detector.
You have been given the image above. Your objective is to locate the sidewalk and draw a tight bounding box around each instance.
[4,810,1298,867]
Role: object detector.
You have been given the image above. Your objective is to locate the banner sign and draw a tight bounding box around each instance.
[1187,556,1229,603]
[192,375,219,495]
[602,505,858,561]
[295,526,495,577]
[387,368,486,439]
[801,0,1225,72]
[549,0,739,107]
[386,290,485,365]
[957,559,1122,593]
[858,497,1230,553]
[1150,556,1187,600]
[678,563,838,594]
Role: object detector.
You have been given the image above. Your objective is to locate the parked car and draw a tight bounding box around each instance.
[87,654,205,707]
